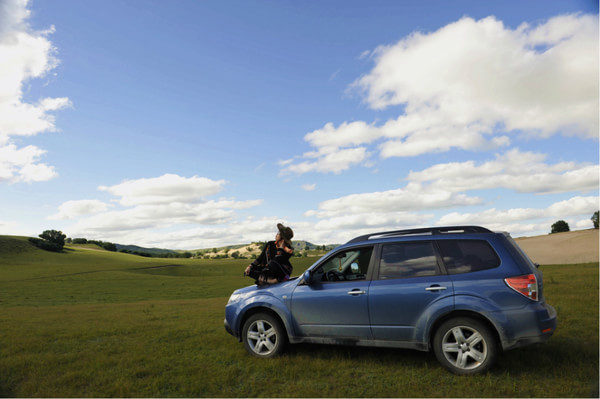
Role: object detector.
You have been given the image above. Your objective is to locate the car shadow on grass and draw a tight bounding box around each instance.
[285,342,436,366]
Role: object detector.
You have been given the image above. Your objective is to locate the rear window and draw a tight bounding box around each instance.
[379,242,439,279]
[437,240,500,274]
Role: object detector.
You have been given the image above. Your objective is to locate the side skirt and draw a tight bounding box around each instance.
[288,336,429,352]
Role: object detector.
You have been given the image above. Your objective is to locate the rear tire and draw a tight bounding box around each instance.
[433,317,497,375]
[242,313,287,358]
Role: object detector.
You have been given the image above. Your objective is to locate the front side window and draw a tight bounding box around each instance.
[313,247,373,282]
[378,242,439,279]
[437,240,500,274]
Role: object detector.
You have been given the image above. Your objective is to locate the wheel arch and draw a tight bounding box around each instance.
[428,310,501,351]
[238,305,291,342]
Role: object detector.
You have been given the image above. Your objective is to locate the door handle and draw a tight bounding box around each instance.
[425,286,447,292]
[347,289,366,296]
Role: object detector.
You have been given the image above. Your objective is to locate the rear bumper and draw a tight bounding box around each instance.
[501,303,557,350]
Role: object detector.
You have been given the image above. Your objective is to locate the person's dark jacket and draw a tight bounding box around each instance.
[251,241,293,278]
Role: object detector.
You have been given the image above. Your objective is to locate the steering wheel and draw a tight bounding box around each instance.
[326,269,344,281]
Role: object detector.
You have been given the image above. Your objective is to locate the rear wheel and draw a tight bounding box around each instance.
[433,317,497,375]
[242,313,287,358]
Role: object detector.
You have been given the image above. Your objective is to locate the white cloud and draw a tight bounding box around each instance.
[308,183,481,219]
[65,174,263,243]
[299,146,598,243]
[282,14,598,174]
[0,0,70,183]
[301,183,316,191]
[437,195,598,229]
[48,200,109,220]
[98,174,227,206]
[355,14,598,138]
[408,149,599,194]
[280,146,370,175]
[0,143,57,182]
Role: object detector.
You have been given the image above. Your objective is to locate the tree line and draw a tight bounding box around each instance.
[551,211,599,234]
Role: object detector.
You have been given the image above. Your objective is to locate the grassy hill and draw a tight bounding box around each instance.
[0,234,598,397]
[115,244,178,257]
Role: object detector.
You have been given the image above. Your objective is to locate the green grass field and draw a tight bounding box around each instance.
[0,235,598,397]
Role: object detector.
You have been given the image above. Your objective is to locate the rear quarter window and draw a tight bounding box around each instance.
[437,240,500,275]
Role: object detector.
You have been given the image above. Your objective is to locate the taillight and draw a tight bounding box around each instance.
[505,274,538,301]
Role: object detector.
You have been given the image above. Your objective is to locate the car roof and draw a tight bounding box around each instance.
[344,226,494,246]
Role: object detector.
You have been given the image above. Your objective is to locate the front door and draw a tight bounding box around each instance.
[291,246,374,339]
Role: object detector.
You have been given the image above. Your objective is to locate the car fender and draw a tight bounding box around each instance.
[232,290,294,339]
[447,294,509,346]
[413,295,455,348]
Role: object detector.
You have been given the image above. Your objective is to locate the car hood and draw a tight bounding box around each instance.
[232,277,299,297]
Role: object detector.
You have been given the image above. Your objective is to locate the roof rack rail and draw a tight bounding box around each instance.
[346,225,492,244]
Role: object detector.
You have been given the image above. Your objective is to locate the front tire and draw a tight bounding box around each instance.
[242,313,287,358]
[433,317,497,375]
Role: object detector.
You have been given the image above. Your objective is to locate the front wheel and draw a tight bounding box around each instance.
[242,313,287,358]
[433,317,497,375]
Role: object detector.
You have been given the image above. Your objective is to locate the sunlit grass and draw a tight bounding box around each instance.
[0,236,597,397]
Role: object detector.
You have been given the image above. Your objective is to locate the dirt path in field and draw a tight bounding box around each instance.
[9,264,183,282]
[515,229,599,265]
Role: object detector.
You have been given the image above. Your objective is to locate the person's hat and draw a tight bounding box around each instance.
[277,223,294,246]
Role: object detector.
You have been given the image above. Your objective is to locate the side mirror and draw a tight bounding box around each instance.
[351,262,359,273]
[302,270,313,285]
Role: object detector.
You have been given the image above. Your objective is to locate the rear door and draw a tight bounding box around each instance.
[368,241,454,341]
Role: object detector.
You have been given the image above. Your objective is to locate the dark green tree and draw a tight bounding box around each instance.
[29,229,66,252]
[39,230,66,247]
[592,211,599,229]
[551,220,570,234]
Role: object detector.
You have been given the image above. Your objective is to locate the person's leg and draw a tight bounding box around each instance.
[263,261,287,284]
[246,265,264,280]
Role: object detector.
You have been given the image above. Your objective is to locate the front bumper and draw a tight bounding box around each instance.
[224,318,236,338]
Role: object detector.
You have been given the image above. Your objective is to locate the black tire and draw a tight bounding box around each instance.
[242,313,287,358]
[433,317,498,375]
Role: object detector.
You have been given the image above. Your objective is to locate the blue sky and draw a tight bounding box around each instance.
[0,0,598,249]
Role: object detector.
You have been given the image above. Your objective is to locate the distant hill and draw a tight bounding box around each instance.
[515,229,599,265]
[115,244,178,256]
[193,240,337,259]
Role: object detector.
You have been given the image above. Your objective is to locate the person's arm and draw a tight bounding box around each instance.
[275,242,293,262]
[251,242,269,267]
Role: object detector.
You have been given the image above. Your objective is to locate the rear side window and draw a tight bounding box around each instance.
[379,242,439,279]
[437,240,500,274]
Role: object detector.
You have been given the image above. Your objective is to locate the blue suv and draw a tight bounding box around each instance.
[224,226,557,374]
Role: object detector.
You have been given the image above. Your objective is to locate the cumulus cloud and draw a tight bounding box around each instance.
[280,146,370,175]
[282,13,598,174]
[65,174,263,243]
[408,149,599,194]
[307,183,482,220]
[48,200,110,220]
[437,195,599,226]
[303,148,598,241]
[98,174,227,206]
[0,0,70,183]
[0,143,57,182]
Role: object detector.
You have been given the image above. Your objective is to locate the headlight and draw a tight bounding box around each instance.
[227,293,241,305]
